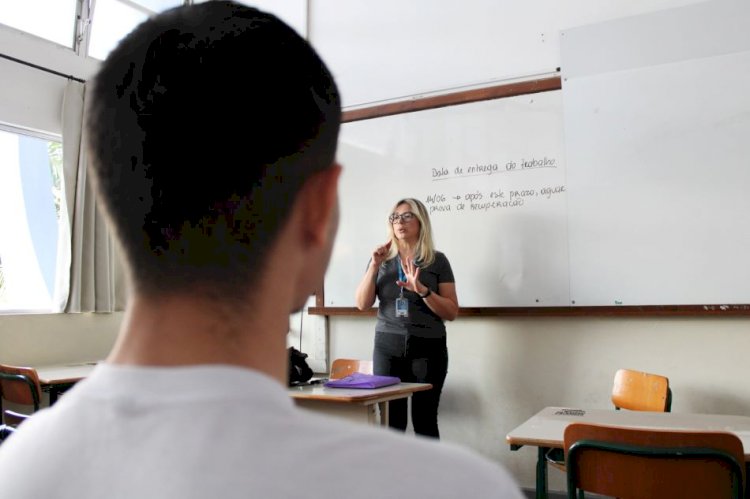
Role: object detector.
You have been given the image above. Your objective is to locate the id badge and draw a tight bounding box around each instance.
[395,297,409,317]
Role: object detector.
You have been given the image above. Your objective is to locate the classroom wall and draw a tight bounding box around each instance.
[330,316,750,491]
[0,312,121,366]
[0,58,66,136]
[309,0,707,108]
[1,1,747,494]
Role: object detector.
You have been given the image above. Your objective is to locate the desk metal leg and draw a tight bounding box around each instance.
[367,404,378,425]
[536,446,549,499]
[48,387,60,406]
[377,402,389,426]
[44,383,75,406]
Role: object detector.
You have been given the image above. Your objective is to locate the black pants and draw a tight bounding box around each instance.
[373,331,448,439]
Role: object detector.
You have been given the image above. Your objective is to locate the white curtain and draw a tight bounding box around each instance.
[61,80,119,313]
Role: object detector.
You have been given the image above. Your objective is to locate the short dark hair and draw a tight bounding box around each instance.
[85,1,341,299]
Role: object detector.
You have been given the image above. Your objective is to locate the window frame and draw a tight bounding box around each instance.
[0,122,68,315]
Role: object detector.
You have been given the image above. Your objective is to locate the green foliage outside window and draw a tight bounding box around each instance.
[48,141,63,217]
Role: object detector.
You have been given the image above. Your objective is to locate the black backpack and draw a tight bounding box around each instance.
[287,346,313,386]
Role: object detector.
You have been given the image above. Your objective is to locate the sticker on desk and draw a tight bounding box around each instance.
[554,408,586,416]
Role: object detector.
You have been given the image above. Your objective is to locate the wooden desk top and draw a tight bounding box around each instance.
[507,406,750,459]
[35,362,98,385]
[34,364,432,405]
[288,382,432,404]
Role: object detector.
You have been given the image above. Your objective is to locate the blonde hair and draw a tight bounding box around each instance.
[386,198,436,267]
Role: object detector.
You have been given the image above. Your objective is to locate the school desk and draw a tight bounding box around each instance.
[34,362,431,426]
[506,406,750,499]
[289,382,432,426]
[35,362,98,404]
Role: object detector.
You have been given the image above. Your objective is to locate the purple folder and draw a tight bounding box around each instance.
[324,372,400,389]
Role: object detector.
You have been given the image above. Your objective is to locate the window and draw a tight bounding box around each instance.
[88,0,184,60]
[0,126,69,313]
[0,0,78,48]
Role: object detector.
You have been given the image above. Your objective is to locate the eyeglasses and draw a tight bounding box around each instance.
[389,212,416,224]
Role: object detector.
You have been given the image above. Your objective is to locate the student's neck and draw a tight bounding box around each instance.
[107,292,288,382]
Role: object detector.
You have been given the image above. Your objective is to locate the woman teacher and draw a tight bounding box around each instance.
[355,198,458,438]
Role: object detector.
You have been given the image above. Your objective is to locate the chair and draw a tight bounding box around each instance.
[546,368,673,474]
[0,363,42,427]
[564,422,745,499]
[329,358,373,379]
[0,424,16,444]
[612,367,672,412]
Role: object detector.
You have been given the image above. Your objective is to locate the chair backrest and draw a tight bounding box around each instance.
[612,368,672,412]
[564,422,745,499]
[0,364,42,425]
[329,358,373,379]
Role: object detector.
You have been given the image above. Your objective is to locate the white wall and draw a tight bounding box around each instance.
[310,0,706,107]
[330,315,750,490]
[0,312,121,366]
[0,25,99,85]
[0,58,66,136]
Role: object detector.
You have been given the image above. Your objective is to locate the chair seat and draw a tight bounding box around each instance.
[0,424,16,443]
[545,448,566,471]
[3,410,30,427]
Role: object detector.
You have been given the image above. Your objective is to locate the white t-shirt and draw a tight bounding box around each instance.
[0,364,523,498]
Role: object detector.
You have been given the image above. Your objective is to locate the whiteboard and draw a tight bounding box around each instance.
[326,90,569,307]
[562,0,750,306]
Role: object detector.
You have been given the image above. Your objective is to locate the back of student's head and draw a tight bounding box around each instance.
[85,1,341,300]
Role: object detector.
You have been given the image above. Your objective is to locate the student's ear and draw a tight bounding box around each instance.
[296,163,342,248]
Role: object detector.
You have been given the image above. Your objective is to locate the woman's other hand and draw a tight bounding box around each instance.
[396,257,423,294]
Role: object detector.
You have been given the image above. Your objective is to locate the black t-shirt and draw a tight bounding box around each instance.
[372,251,455,338]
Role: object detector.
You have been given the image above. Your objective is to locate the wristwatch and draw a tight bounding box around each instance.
[419,288,432,299]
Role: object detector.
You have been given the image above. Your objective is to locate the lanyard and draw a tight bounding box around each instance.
[397,257,406,297]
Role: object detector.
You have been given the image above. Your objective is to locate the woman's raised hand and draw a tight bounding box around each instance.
[371,240,392,267]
